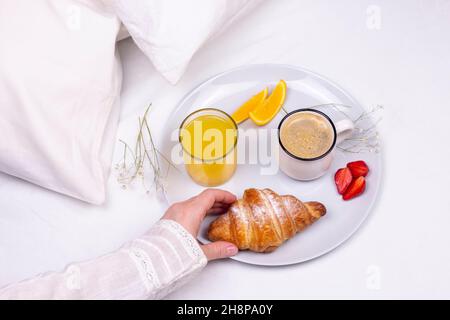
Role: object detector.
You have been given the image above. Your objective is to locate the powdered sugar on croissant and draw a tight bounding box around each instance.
[207,188,326,253]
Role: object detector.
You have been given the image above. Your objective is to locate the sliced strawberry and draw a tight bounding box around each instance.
[334,167,353,195]
[347,160,369,178]
[343,176,366,200]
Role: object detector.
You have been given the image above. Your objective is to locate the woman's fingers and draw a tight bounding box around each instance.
[210,202,231,209]
[201,241,238,261]
[206,201,233,215]
[202,189,237,205]
[211,201,231,207]
[162,189,237,240]
[206,207,229,215]
[193,189,236,216]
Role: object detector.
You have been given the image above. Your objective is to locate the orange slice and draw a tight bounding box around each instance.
[249,80,286,126]
[231,87,268,124]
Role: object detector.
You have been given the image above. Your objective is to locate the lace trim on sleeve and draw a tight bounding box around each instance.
[127,247,160,292]
[157,219,206,264]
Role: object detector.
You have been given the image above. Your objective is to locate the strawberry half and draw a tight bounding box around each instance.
[334,167,353,195]
[343,176,366,200]
[347,160,369,178]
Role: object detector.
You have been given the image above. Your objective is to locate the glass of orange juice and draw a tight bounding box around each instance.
[179,108,238,187]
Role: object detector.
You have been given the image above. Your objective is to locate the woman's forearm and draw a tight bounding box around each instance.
[0,220,207,300]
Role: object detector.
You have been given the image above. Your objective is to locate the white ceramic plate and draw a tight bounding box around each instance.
[160,64,381,266]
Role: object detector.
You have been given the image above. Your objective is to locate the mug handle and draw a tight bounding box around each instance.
[335,118,355,145]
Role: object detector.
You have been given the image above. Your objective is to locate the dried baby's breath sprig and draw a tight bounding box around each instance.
[115,103,177,196]
[334,104,383,154]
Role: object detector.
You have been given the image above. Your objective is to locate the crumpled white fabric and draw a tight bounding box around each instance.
[0,0,122,204]
[0,219,207,299]
[105,0,262,84]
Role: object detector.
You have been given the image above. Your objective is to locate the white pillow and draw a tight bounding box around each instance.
[0,0,122,204]
[106,0,261,84]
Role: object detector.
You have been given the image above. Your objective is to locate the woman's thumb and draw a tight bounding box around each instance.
[201,241,238,261]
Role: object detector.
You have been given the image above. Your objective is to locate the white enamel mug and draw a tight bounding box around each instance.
[278,109,355,181]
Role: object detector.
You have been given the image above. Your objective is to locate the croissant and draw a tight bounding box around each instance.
[208,188,326,253]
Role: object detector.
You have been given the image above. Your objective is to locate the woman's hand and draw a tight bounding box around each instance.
[162,189,239,261]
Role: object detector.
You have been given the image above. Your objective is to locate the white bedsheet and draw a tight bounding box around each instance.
[1,0,450,299]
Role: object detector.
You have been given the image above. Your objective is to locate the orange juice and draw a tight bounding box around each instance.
[179,108,237,186]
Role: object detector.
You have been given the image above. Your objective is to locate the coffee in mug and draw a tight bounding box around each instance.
[278,109,354,180]
[279,111,334,159]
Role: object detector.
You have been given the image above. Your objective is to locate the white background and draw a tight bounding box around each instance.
[1,0,450,299]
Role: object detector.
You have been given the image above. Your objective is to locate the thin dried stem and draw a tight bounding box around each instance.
[309,103,383,154]
[115,103,175,194]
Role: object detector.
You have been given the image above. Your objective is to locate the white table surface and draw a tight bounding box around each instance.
[1,0,450,299]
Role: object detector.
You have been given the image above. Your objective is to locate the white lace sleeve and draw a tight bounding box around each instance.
[0,219,207,300]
